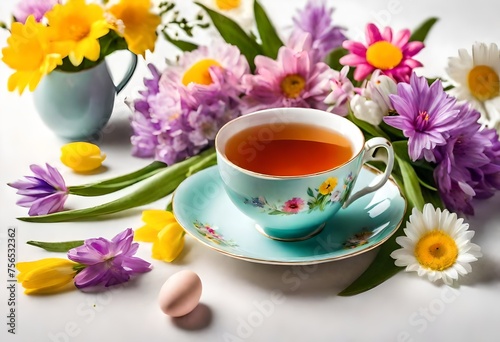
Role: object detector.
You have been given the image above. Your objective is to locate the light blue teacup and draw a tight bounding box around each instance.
[215,108,394,241]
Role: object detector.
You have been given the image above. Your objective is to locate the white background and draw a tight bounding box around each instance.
[1,0,500,341]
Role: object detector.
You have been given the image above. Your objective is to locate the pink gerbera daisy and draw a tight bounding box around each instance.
[282,197,305,214]
[340,23,424,82]
[241,45,335,113]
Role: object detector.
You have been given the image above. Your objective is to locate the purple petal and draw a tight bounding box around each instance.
[27,193,67,216]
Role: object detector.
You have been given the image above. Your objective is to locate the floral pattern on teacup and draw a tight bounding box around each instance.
[243,173,356,215]
[193,220,238,247]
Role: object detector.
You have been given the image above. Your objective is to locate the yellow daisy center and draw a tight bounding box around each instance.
[414,230,458,271]
[182,59,221,86]
[467,65,500,101]
[366,41,403,70]
[280,74,306,99]
[215,0,241,10]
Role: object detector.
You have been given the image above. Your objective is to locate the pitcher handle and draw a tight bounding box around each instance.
[115,53,138,94]
[342,137,395,208]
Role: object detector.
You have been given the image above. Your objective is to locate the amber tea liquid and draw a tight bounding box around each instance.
[225,123,353,176]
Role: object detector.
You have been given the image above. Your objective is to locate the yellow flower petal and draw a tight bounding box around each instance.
[134,225,159,243]
[60,142,106,172]
[142,210,176,226]
[108,0,160,56]
[318,177,338,195]
[1,16,63,94]
[152,222,185,262]
[46,0,110,67]
[16,258,78,295]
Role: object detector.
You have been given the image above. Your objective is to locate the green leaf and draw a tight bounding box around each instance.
[347,111,389,140]
[253,0,283,58]
[27,240,84,252]
[338,208,410,296]
[379,121,406,140]
[325,47,349,71]
[392,140,410,161]
[19,149,216,223]
[409,17,439,42]
[195,2,263,71]
[161,30,198,52]
[396,155,425,210]
[68,161,167,196]
[307,187,314,197]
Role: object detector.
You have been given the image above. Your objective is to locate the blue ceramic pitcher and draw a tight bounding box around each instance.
[33,55,137,140]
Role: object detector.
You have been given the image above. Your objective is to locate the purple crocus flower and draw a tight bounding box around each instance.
[13,0,60,23]
[383,73,460,162]
[289,0,346,63]
[8,163,68,216]
[67,228,152,290]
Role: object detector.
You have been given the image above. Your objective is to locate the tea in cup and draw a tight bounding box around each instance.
[215,108,394,241]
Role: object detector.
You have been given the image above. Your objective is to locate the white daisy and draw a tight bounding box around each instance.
[390,204,482,285]
[196,0,254,31]
[446,42,500,125]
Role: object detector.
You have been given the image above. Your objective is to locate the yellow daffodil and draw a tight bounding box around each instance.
[108,0,161,56]
[16,258,80,295]
[1,16,64,94]
[46,0,110,66]
[318,177,338,195]
[135,210,185,262]
[60,142,106,172]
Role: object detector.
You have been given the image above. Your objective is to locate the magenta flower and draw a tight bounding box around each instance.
[13,0,59,23]
[67,229,151,290]
[340,23,424,82]
[242,45,335,113]
[383,73,459,162]
[290,0,346,63]
[8,163,68,216]
[282,197,305,214]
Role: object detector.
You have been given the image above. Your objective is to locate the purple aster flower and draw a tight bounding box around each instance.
[289,0,346,63]
[13,0,59,23]
[433,103,500,215]
[383,73,460,162]
[8,163,68,216]
[67,228,152,290]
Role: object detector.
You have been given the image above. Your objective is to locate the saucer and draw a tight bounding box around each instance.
[172,165,406,265]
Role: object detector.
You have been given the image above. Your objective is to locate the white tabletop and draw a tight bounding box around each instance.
[1,1,500,341]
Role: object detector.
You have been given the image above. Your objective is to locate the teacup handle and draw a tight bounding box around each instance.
[115,53,138,94]
[342,137,394,208]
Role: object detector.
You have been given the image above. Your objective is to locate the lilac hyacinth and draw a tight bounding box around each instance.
[433,103,500,215]
[129,64,162,158]
[8,163,68,216]
[68,228,152,290]
[129,40,249,165]
[383,73,459,162]
[12,0,59,23]
[289,0,346,63]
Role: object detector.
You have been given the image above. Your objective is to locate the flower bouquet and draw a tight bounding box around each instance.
[8,0,499,295]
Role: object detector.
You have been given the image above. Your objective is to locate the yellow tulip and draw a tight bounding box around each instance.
[135,210,186,262]
[16,258,79,295]
[60,142,106,172]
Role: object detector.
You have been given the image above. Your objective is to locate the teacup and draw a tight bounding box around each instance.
[215,108,394,241]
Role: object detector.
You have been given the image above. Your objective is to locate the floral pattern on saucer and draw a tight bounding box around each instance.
[243,172,355,215]
[343,230,373,249]
[193,220,238,247]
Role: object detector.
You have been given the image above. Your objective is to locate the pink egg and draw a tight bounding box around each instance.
[158,270,202,317]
